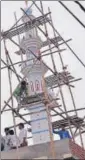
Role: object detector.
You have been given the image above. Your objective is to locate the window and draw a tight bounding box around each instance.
[35,80,40,91]
[30,81,34,92]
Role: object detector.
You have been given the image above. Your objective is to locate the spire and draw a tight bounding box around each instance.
[25,0,28,8]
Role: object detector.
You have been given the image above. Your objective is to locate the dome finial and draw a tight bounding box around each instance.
[25,0,28,8]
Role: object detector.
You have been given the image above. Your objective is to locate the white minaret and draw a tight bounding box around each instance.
[17,6,55,145]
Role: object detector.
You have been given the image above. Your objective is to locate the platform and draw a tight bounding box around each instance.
[1,139,85,159]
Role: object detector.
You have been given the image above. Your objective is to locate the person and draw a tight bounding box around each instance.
[1,136,5,151]
[13,81,28,99]
[18,123,27,147]
[53,126,71,140]
[4,127,11,151]
[8,130,20,149]
[13,81,28,112]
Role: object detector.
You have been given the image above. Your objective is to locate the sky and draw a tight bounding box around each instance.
[1,1,85,147]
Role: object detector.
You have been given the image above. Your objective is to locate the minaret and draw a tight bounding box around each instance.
[15,4,55,145]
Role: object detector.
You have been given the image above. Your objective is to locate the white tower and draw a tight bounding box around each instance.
[16,6,55,145]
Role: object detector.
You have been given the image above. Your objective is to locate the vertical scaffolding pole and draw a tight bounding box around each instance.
[14,12,24,62]
[4,40,19,159]
[48,7,84,149]
[39,1,74,140]
[35,4,56,157]
[41,63,56,159]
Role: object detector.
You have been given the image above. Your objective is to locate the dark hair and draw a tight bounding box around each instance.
[9,130,14,135]
[19,123,24,128]
[1,143,4,151]
[21,81,26,86]
[62,124,66,127]
[4,127,9,132]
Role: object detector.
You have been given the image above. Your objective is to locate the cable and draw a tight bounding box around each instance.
[75,1,85,13]
[59,1,85,29]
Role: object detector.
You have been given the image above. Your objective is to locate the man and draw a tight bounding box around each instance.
[18,123,27,147]
[13,81,28,112]
[13,81,28,99]
[53,126,71,140]
[8,130,20,149]
[1,136,5,151]
[4,127,11,151]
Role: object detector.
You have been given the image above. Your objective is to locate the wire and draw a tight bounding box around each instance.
[75,1,85,13]
[59,1,85,29]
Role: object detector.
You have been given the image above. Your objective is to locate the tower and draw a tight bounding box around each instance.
[15,6,55,145]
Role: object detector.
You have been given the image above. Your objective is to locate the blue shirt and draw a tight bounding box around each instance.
[53,129,71,139]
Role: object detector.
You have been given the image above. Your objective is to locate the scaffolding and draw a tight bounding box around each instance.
[1,1,85,159]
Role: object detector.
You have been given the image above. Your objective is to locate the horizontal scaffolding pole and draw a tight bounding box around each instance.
[52,107,85,117]
[4,101,31,126]
[1,48,66,70]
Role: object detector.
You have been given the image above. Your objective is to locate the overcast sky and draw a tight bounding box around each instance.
[1,1,85,147]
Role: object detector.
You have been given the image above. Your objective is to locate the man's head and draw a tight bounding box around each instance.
[21,81,26,90]
[19,123,24,130]
[9,130,14,135]
[61,125,66,131]
[4,127,10,135]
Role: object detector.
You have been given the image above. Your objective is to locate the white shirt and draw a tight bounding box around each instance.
[9,135,20,147]
[4,135,11,151]
[19,128,27,145]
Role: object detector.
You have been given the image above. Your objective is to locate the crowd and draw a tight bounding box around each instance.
[1,123,27,151]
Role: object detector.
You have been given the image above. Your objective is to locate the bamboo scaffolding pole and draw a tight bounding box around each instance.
[1,48,65,70]
[1,3,84,149]
[1,59,22,80]
[31,0,85,69]
[1,58,38,114]
[52,107,85,117]
[7,119,85,131]
[37,1,74,140]
[1,7,81,140]
[52,78,82,89]
[4,40,20,159]
[41,39,72,54]
[48,7,84,148]
[14,12,24,62]
[6,51,21,82]
[1,2,35,41]
[20,7,75,89]
[4,101,30,125]
[15,105,65,120]
[8,23,74,140]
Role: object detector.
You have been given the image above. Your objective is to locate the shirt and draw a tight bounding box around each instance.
[53,129,71,139]
[4,135,11,151]
[1,136,5,151]
[9,135,20,148]
[19,128,27,145]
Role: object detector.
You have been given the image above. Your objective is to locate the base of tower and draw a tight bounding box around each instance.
[1,139,85,159]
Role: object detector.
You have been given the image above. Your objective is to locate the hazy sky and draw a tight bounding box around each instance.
[1,1,85,147]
